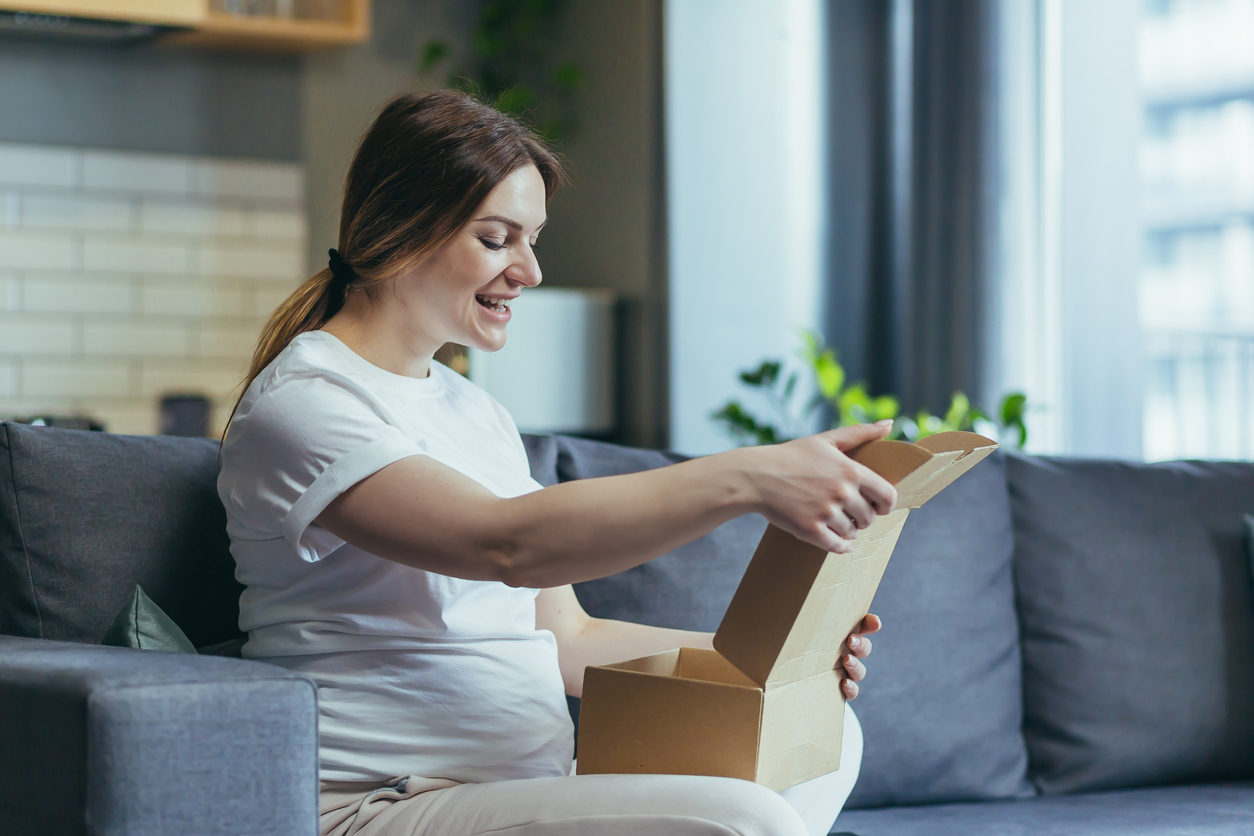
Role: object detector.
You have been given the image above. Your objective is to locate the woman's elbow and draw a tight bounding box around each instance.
[482,540,545,588]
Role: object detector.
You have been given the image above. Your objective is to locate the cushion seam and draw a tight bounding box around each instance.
[4,424,45,639]
[87,674,320,701]
[131,590,141,648]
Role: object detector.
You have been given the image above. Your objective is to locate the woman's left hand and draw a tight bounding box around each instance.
[841,613,882,700]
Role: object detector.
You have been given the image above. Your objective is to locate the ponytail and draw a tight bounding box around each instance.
[220,266,341,438]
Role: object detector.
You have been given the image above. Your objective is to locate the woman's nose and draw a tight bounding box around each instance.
[506,246,543,288]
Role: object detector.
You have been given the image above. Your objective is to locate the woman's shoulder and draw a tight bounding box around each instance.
[227,333,384,443]
[243,332,367,400]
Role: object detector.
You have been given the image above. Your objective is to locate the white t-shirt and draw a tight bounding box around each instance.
[217,330,574,784]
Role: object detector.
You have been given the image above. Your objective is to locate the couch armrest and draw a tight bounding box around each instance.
[0,635,318,836]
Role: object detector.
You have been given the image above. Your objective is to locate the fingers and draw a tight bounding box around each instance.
[842,643,870,701]
[796,522,853,555]
[821,420,894,451]
[825,508,858,541]
[859,613,883,635]
[847,632,873,659]
[841,493,876,530]
[859,473,898,516]
[819,423,899,516]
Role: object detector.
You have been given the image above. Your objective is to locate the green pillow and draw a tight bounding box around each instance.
[101,585,198,654]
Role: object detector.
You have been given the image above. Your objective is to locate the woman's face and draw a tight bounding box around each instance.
[398,164,547,354]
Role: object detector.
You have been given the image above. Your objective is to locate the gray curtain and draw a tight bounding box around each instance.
[826,0,998,416]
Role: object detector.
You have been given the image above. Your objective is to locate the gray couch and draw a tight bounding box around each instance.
[1,420,1252,835]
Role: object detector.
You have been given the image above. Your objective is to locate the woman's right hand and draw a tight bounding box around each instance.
[741,421,899,553]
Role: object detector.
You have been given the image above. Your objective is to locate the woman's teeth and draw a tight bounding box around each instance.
[476,295,510,313]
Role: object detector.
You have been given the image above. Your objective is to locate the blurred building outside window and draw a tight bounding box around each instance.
[1138,0,1254,460]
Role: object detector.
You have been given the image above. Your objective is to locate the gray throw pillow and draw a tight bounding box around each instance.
[0,422,244,648]
[1009,454,1254,794]
[101,585,198,654]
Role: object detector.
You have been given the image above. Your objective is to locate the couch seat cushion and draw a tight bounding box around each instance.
[528,435,1031,808]
[835,781,1254,836]
[0,422,243,648]
[1008,454,1254,795]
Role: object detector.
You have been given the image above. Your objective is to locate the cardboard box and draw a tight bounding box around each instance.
[576,431,999,790]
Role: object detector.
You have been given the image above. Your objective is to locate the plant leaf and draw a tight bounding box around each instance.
[712,401,782,446]
[943,392,970,430]
[1000,391,1028,448]
[782,372,799,404]
[552,62,582,89]
[813,351,845,402]
[739,360,781,388]
[870,395,900,422]
[420,38,451,73]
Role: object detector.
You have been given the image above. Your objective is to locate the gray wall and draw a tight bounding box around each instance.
[541,1,666,448]
[0,39,300,160]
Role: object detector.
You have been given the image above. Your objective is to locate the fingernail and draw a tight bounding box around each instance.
[849,635,861,649]
[877,419,893,426]
[844,656,857,668]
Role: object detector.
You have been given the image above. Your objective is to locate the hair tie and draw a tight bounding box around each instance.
[327,248,355,289]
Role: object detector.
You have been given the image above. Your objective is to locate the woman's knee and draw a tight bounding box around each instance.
[676,776,809,836]
[843,702,863,769]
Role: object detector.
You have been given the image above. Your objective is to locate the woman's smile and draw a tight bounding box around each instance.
[475,293,516,321]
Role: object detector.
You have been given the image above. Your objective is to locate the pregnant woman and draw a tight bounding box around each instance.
[217,90,896,836]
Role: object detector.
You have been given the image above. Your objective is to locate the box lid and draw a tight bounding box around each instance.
[712,431,998,688]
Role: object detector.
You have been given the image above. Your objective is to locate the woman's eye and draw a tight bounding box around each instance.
[478,236,506,251]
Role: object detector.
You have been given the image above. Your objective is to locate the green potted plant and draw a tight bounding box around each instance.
[712,331,1028,449]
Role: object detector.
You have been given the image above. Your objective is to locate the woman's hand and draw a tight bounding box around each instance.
[840,613,882,700]
[741,421,899,554]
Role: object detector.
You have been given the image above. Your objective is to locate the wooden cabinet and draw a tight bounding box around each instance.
[4,1,202,26]
[0,0,370,50]
[171,0,370,51]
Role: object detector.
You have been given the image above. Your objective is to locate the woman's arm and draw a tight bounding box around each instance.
[536,586,880,698]
[535,586,715,697]
[316,422,897,590]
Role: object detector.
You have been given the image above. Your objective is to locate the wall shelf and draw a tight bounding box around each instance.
[0,0,369,51]
[169,1,370,52]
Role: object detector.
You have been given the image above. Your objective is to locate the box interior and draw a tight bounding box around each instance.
[606,647,760,688]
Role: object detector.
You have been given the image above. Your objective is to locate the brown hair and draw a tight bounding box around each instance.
[225,89,562,432]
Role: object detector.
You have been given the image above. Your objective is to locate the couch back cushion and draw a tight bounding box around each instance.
[1007,453,1254,794]
[0,422,243,648]
[527,434,1032,808]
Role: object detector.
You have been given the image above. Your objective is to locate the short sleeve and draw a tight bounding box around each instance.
[221,372,426,562]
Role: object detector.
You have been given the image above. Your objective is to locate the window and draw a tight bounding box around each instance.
[1139,0,1254,460]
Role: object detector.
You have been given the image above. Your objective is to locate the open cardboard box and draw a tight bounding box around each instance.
[576,431,999,791]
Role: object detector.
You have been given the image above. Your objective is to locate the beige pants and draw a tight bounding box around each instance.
[320,705,863,836]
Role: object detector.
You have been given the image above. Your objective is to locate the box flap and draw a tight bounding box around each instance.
[712,433,996,688]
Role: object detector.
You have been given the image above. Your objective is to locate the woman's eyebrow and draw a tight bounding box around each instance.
[472,214,546,232]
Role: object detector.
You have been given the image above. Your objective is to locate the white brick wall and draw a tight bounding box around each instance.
[0,142,307,436]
